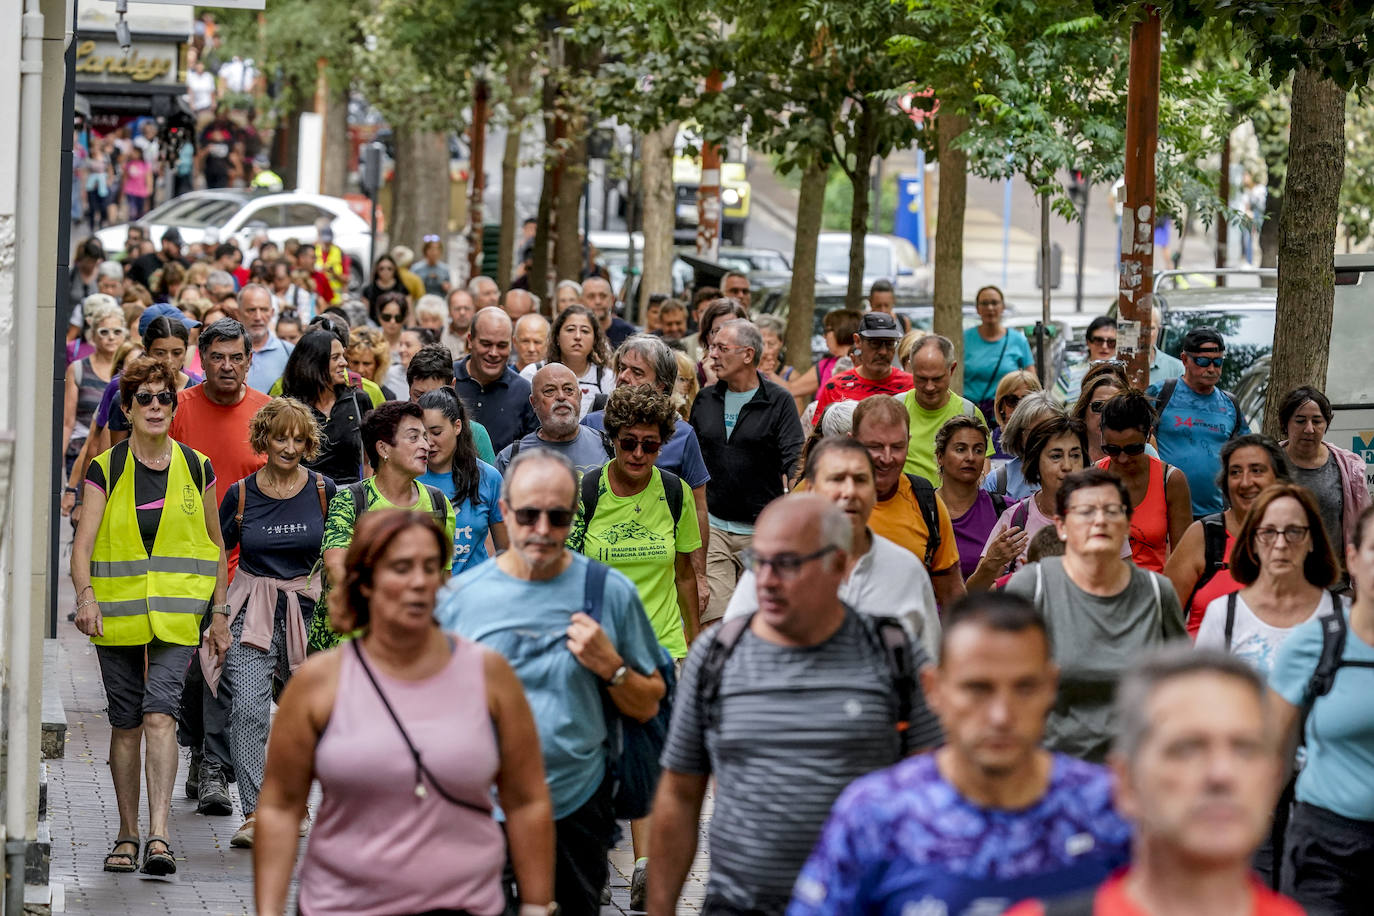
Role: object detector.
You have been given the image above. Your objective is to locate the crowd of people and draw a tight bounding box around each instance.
[62,218,1374,916]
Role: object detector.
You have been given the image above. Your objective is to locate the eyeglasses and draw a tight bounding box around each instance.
[618,436,662,455]
[707,343,747,355]
[1089,399,1108,413]
[512,506,576,528]
[133,390,175,407]
[380,312,404,323]
[422,234,441,243]
[999,394,1022,412]
[1065,504,1128,520]
[1088,335,1117,349]
[1255,526,1309,545]
[739,545,837,580]
[96,327,127,339]
[1188,353,1225,368]
[1101,442,1147,457]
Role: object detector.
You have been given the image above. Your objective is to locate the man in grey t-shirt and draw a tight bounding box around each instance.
[495,362,609,477]
[648,495,941,916]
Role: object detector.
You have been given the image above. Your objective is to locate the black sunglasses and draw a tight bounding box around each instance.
[999,394,1022,412]
[380,312,404,323]
[618,436,662,455]
[1088,335,1118,348]
[1101,442,1147,457]
[512,506,575,527]
[1090,399,1108,414]
[134,390,175,407]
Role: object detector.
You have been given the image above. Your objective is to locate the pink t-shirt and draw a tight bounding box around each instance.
[123,159,151,198]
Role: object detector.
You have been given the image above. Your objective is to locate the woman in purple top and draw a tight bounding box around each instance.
[254,510,555,916]
[935,415,1025,589]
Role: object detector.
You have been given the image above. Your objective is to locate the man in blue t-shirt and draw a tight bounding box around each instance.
[788,592,1130,916]
[435,449,665,916]
[1146,326,1250,517]
[583,334,710,619]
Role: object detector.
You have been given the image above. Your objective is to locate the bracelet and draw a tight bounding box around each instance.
[211,604,231,616]
[63,486,78,495]
[75,598,97,611]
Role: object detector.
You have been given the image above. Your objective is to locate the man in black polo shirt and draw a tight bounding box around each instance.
[453,307,539,452]
[690,318,805,625]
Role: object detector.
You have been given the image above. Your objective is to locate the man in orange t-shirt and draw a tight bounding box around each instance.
[167,318,269,815]
[1007,647,1304,916]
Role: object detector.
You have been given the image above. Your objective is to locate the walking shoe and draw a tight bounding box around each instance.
[600,883,611,905]
[184,749,202,800]
[630,857,649,912]
[230,814,255,848]
[196,761,233,816]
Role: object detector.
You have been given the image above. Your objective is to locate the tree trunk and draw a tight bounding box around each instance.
[787,158,828,375]
[275,101,300,190]
[531,69,558,304]
[320,82,349,198]
[1262,65,1345,438]
[391,127,451,259]
[934,110,968,389]
[555,127,586,285]
[1216,134,1230,281]
[844,102,879,312]
[1259,185,1283,282]
[639,120,679,314]
[497,51,533,293]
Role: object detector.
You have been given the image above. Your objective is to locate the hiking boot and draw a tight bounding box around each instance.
[630,857,649,912]
[230,814,256,848]
[196,760,233,816]
[184,749,202,800]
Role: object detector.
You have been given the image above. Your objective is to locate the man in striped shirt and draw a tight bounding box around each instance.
[648,494,942,916]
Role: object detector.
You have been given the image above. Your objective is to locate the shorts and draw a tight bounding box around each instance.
[95,639,196,730]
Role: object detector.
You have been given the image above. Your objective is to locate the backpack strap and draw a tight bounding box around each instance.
[509,437,523,461]
[660,468,684,534]
[314,471,328,518]
[1011,497,1031,533]
[989,492,1010,517]
[700,614,754,732]
[176,442,203,493]
[1222,389,1243,438]
[580,465,604,523]
[582,559,609,623]
[419,484,450,530]
[106,439,132,495]
[1034,561,1044,605]
[960,397,975,419]
[1304,605,1350,710]
[234,478,247,527]
[863,615,916,736]
[1151,378,1179,437]
[592,392,609,413]
[904,473,941,570]
[1185,513,1229,611]
[990,464,1008,496]
[347,480,371,517]
[1224,591,1238,652]
[1150,570,1161,622]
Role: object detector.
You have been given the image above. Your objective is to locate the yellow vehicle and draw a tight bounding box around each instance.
[673,126,750,245]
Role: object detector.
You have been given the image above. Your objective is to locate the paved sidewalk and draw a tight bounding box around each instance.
[48,535,712,914]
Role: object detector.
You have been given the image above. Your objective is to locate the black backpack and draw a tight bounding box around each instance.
[696,611,918,738]
[579,465,684,533]
[1151,377,1243,439]
[106,439,204,495]
[1184,513,1229,612]
[903,473,942,570]
[1297,603,1374,738]
[346,479,449,530]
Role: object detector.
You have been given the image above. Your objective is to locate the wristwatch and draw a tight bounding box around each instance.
[211,604,231,617]
[63,486,77,495]
[606,664,628,687]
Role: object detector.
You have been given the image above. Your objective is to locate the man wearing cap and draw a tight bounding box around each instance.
[1146,325,1250,517]
[811,311,914,426]
[128,228,189,290]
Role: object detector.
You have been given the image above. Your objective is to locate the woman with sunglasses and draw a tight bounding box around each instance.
[363,255,405,322]
[1162,434,1291,636]
[71,356,229,876]
[1195,484,1342,890]
[988,368,1041,464]
[1095,391,1192,572]
[372,290,412,372]
[1070,363,1133,464]
[418,386,508,575]
[983,391,1060,502]
[254,510,555,916]
[63,294,126,478]
[281,330,369,485]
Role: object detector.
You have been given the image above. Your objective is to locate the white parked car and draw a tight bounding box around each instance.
[815,231,933,296]
[95,190,374,290]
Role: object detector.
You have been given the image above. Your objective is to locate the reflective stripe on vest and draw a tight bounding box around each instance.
[90,442,219,647]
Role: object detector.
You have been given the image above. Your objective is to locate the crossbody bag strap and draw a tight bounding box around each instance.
[349,641,492,816]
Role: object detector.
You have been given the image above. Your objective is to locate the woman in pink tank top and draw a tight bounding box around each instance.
[253,510,555,916]
[1097,392,1193,572]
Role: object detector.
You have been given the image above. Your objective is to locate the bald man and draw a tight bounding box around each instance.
[453,306,538,451]
[584,276,637,348]
[496,363,613,476]
[514,312,551,372]
[503,288,538,322]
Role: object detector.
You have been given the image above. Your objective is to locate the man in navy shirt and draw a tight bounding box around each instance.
[583,334,710,618]
[788,592,1130,916]
[453,307,538,452]
[584,276,637,348]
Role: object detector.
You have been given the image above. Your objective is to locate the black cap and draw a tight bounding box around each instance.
[161,227,182,246]
[858,311,902,339]
[1181,326,1224,352]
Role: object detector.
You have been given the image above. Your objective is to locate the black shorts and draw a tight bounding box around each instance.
[95,639,196,730]
[1283,801,1374,914]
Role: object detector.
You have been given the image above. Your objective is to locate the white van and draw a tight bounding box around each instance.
[1325,254,1374,493]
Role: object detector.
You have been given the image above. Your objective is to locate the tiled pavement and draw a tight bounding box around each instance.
[49,537,712,914]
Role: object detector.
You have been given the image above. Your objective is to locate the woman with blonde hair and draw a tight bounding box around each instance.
[347,326,397,401]
[63,294,126,475]
[989,368,1042,460]
[672,349,698,421]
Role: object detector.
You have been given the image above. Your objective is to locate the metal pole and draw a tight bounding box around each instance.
[368,193,378,284]
[1075,182,1090,313]
[1039,194,1051,385]
[1119,10,1161,390]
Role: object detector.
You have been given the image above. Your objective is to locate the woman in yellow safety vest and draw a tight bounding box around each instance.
[71,356,229,878]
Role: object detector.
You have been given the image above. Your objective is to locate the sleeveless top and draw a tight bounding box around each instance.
[73,357,109,441]
[299,637,505,916]
[1098,455,1170,572]
[1187,528,1240,638]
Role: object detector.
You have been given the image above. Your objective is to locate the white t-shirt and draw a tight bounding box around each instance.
[724,531,941,660]
[1196,589,1338,678]
[981,494,1132,572]
[187,70,217,111]
[519,360,615,418]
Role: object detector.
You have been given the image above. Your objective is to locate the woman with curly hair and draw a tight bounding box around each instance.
[210,398,337,848]
[346,326,398,402]
[519,303,615,415]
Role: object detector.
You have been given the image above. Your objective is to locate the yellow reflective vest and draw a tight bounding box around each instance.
[89,440,220,647]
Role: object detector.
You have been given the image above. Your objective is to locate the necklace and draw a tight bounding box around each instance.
[260,469,301,498]
[133,444,172,469]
